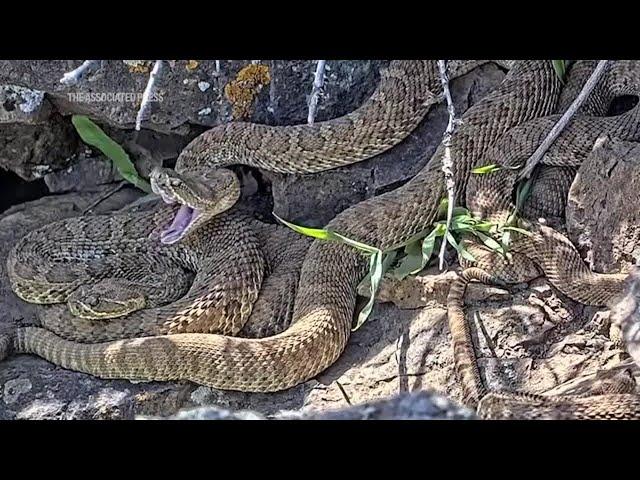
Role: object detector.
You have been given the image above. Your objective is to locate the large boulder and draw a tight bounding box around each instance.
[567,138,640,272]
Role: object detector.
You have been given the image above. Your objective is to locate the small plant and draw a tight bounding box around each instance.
[386,201,530,282]
[274,213,385,330]
[275,198,530,330]
[552,60,569,84]
[71,115,152,193]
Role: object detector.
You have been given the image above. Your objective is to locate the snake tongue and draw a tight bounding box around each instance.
[161,205,197,244]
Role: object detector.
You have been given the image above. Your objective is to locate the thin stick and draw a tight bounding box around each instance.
[135,60,164,131]
[82,181,127,215]
[307,60,327,125]
[437,60,460,271]
[60,60,101,86]
[335,381,352,406]
[518,60,609,180]
[475,311,498,359]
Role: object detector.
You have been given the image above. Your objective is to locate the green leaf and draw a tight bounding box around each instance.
[433,222,447,236]
[71,115,151,193]
[450,215,477,231]
[501,229,512,249]
[438,198,469,218]
[472,230,506,257]
[458,244,477,263]
[273,214,380,255]
[452,206,470,217]
[502,225,532,236]
[552,60,567,83]
[446,231,476,263]
[471,164,502,175]
[514,176,534,213]
[273,213,336,241]
[390,241,424,280]
[381,250,398,272]
[472,221,497,233]
[421,229,438,264]
[332,231,379,255]
[353,248,383,331]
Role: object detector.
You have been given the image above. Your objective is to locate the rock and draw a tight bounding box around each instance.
[0,60,382,134]
[0,113,80,181]
[0,60,383,190]
[614,267,640,369]
[147,390,476,420]
[0,85,50,124]
[566,139,640,272]
[44,155,120,193]
[0,84,82,181]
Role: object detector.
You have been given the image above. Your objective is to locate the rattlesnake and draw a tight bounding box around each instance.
[2,61,639,420]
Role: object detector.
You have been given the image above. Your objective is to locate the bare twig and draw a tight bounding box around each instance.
[82,181,127,214]
[437,60,460,271]
[335,381,352,406]
[475,312,498,358]
[307,60,327,125]
[215,60,221,74]
[60,60,102,86]
[518,60,609,180]
[135,60,164,131]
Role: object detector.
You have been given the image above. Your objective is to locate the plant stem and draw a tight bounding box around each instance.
[307,60,327,125]
[437,60,459,271]
[135,60,164,131]
[60,60,102,86]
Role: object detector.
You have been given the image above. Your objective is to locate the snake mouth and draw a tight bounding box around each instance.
[161,203,202,244]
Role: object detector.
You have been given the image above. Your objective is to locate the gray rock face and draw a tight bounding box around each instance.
[0,113,80,181]
[0,60,383,191]
[567,139,640,272]
[144,391,476,420]
[0,60,382,132]
[615,268,640,370]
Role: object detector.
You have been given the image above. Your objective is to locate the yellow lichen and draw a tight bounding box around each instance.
[186,60,200,71]
[123,60,153,74]
[224,64,271,120]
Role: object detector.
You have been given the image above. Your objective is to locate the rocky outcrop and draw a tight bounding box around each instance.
[0,84,80,181]
[0,61,382,183]
[143,390,476,420]
[566,138,640,273]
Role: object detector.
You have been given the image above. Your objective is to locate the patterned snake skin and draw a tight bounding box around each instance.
[2,61,639,414]
[446,60,640,419]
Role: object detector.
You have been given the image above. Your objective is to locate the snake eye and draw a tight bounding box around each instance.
[169,178,182,187]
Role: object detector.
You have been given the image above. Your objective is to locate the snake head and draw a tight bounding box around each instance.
[150,167,240,244]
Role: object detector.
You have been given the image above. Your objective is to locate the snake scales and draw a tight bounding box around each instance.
[2,60,639,419]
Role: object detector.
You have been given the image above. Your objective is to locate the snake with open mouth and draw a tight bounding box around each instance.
[3,60,640,420]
